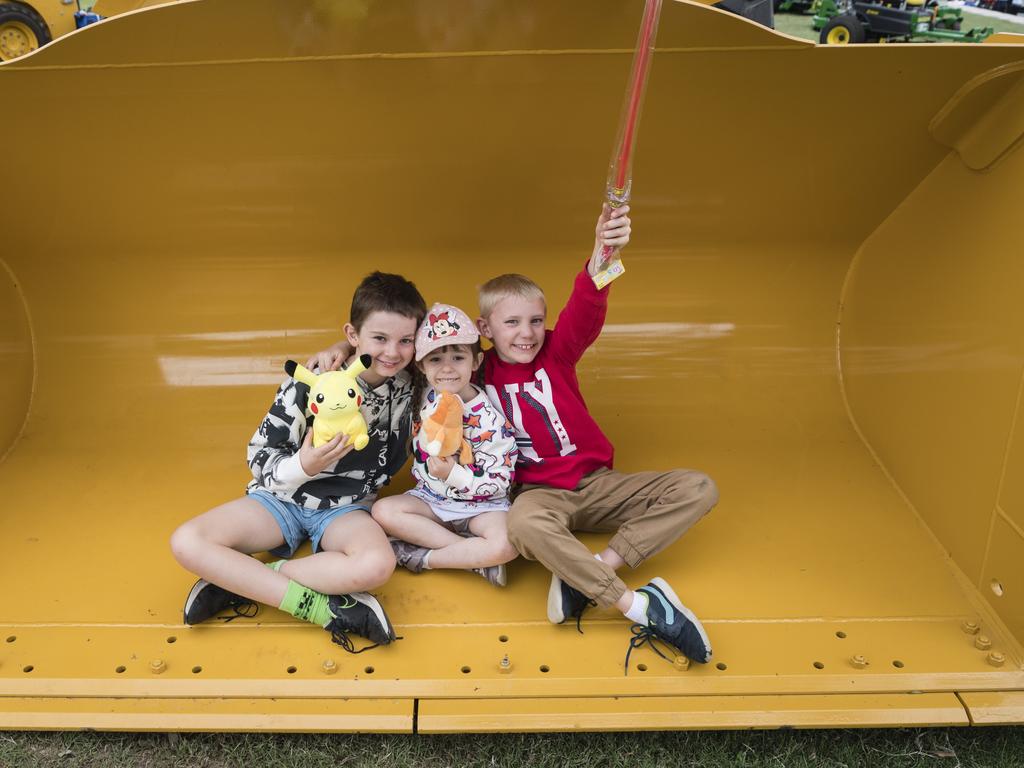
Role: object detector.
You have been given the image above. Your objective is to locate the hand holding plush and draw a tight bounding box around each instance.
[284,354,372,450]
[419,391,473,465]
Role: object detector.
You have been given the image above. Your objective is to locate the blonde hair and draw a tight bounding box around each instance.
[478,274,546,318]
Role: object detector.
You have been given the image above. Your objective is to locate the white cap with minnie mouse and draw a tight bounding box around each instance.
[415,302,479,361]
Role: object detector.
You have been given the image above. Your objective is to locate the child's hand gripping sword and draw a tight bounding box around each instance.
[592,0,663,290]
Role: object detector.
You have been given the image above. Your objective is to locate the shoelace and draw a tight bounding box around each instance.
[572,598,597,634]
[329,628,404,654]
[623,623,675,675]
[330,628,381,654]
[218,599,259,623]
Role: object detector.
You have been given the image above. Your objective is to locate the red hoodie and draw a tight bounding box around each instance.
[482,267,614,490]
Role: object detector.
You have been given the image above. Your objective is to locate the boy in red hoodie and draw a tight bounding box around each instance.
[476,204,718,668]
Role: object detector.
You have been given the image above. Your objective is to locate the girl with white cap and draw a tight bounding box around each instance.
[370,303,519,586]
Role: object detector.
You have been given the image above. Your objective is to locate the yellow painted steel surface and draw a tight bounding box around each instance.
[418,694,970,732]
[1,0,1023,732]
[12,1,180,58]
[959,691,1024,725]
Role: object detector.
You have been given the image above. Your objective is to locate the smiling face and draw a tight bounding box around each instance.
[478,295,547,365]
[309,374,362,416]
[418,343,483,402]
[344,310,418,386]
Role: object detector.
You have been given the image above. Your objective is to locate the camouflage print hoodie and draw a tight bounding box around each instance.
[246,367,413,511]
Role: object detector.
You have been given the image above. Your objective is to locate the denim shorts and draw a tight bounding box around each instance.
[248,489,370,558]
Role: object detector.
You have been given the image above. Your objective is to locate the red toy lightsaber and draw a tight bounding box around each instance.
[592,0,663,289]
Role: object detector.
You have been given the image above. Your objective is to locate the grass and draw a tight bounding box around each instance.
[2,728,1024,768]
[772,6,1024,40]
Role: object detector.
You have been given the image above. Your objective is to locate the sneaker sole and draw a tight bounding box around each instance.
[351,592,396,643]
[546,573,567,624]
[183,578,210,625]
[649,576,713,663]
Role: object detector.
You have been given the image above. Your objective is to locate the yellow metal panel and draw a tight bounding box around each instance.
[841,146,1024,586]
[2,621,1021,701]
[19,0,805,72]
[418,693,969,732]
[999,389,1024,533]
[959,691,1024,725]
[980,515,1024,648]
[0,697,411,732]
[0,259,33,460]
[929,64,1024,171]
[0,0,1023,731]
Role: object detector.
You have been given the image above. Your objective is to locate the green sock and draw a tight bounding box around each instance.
[266,560,286,572]
[279,580,332,626]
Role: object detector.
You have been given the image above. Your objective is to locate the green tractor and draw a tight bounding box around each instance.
[775,0,817,13]
[812,0,994,43]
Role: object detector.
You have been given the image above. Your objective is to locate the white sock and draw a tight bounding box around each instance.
[623,590,650,626]
[422,550,432,570]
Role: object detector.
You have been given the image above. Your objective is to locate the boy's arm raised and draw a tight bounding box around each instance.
[549,205,631,365]
[587,204,632,279]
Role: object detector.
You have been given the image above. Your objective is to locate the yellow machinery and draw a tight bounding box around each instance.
[0,0,176,61]
[1,0,1023,733]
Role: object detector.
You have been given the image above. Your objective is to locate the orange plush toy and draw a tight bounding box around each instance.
[419,391,474,465]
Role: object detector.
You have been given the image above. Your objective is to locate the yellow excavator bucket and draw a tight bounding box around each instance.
[1,0,1023,733]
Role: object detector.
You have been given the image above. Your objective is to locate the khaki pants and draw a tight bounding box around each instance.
[508,467,718,608]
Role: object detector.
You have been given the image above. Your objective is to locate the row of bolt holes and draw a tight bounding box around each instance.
[6,633,627,676]
[832,630,905,669]
[6,633,658,676]
[15,661,905,674]
[5,631,904,675]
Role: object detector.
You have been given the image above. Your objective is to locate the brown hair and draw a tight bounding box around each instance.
[478,273,545,318]
[350,271,427,331]
[350,272,428,438]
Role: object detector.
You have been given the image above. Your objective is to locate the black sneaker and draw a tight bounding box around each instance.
[624,577,712,672]
[183,579,258,625]
[547,574,596,632]
[324,592,397,652]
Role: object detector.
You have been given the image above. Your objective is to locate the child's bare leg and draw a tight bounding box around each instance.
[597,547,627,570]
[594,547,633,610]
[427,511,518,570]
[279,510,395,595]
[169,497,291,606]
[371,495,463,550]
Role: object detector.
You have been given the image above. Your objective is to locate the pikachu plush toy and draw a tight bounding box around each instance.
[284,354,372,450]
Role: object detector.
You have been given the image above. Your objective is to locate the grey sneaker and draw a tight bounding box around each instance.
[391,539,429,573]
[471,563,507,587]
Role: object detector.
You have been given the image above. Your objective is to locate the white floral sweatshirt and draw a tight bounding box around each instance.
[411,386,518,505]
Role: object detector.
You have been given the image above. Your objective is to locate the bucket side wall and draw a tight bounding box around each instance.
[841,143,1024,649]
